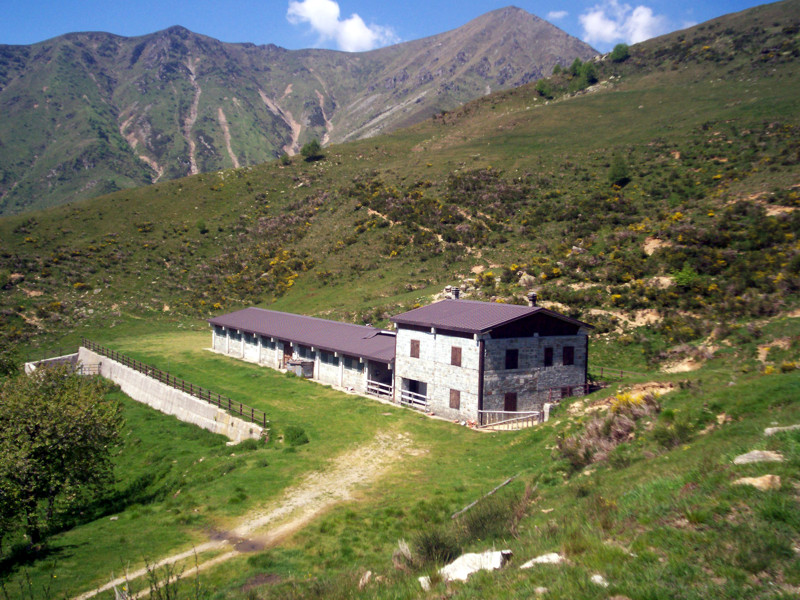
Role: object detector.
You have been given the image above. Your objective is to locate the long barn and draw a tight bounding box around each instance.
[209,296,592,425]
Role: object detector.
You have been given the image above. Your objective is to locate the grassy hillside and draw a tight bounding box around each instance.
[1,2,800,598]
[1,324,799,599]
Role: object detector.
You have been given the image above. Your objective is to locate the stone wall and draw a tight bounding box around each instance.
[78,347,263,443]
[394,328,481,421]
[483,334,587,411]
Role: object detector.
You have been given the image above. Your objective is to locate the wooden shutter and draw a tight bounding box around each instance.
[410,339,420,358]
[451,346,462,367]
[450,389,461,409]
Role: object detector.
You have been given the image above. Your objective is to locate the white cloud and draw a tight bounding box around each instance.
[579,0,669,46]
[287,0,398,52]
[547,10,568,20]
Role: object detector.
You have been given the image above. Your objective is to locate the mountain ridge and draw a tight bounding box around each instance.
[0,7,596,215]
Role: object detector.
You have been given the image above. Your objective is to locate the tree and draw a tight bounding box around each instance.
[0,366,122,548]
[300,139,323,162]
[580,62,599,86]
[568,57,583,77]
[608,154,631,187]
[535,79,554,99]
[610,43,630,63]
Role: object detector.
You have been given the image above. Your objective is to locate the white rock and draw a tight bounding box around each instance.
[765,424,800,436]
[418,576,431,591]
[590,574,609,587]
[358,571,371,589]
[733,450,784,464]
[733,474,781,491]
[520,553,565,569]
[439,549,513,582]
[534,587,549,595]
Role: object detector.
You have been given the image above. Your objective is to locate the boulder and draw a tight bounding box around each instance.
[520,552,565,568]
[439,549,513,583]
[764,424,800,436]
[733,474,781,491]
[732,450,784,464]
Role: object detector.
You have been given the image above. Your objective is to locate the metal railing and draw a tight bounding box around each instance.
[545,382,607,403]
[366,379,393,399]
[399,389,428,410]
[478,410,541,429]
[81,339,269,428]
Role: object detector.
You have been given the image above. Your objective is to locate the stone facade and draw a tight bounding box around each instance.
[395,327,480,421]
[482,334,587,412]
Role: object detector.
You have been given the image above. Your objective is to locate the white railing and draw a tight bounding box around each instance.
[366,379,393,399]
[478,410,540,430]
[400,389,428,410]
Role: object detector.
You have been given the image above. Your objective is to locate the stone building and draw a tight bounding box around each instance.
[390,298,591,424]
[209,296,591,425]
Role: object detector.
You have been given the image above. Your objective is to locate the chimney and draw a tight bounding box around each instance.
[453,287,460,300]
[527,291,537,307]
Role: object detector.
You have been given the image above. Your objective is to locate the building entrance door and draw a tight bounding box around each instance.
[504,392,518,412]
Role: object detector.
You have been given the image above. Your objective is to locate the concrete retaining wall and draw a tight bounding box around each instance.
[78,347,263,443]
[24,353,79,375]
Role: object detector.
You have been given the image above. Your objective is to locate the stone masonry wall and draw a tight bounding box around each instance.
[483,334,587,411]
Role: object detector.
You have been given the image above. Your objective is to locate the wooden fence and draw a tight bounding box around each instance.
[81,339,269,428]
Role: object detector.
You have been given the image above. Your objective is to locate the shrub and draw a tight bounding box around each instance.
[283,425,309,446]
[412,525,460,565]
[610,43,630,62]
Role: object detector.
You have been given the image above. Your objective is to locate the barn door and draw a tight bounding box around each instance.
[283,342,293,367]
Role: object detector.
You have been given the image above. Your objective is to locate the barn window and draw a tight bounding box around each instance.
[450,389,461,410]
[505,349,518,370]
[563,346,575,366]
[410,339,420,358]
[451,346,462,367]
[544,347,553,367]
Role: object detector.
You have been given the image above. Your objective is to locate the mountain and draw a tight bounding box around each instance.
[0,7,596,215]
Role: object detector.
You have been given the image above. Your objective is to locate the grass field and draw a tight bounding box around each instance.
[3,316,800,599]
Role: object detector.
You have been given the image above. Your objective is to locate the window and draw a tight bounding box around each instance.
[451,346,462,367]
[505,348,519,370]
[450,389,461,410]
[344,356,361,371]
[504,392,517,412]
[298,345,314,360]
[320,351,339,366]
[544,347,553,367]
[563,346,575,366]
[410,339,420,358]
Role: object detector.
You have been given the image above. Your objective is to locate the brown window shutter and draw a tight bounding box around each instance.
[451,346,462,366]
[410,339,420,358]
[450,389,461,409]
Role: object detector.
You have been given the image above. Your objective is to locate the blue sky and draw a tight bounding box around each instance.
[1,0,770,52]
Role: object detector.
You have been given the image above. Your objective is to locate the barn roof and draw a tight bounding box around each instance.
[208,308,396,363]
[390,299,592,335]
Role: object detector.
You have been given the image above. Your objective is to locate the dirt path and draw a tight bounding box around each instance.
[217,107,240,169]
[73,430,416,600]
[183,58,202,175]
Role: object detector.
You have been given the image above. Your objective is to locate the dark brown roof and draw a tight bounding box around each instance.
[390,299,592,335]
[209,308,396,363]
